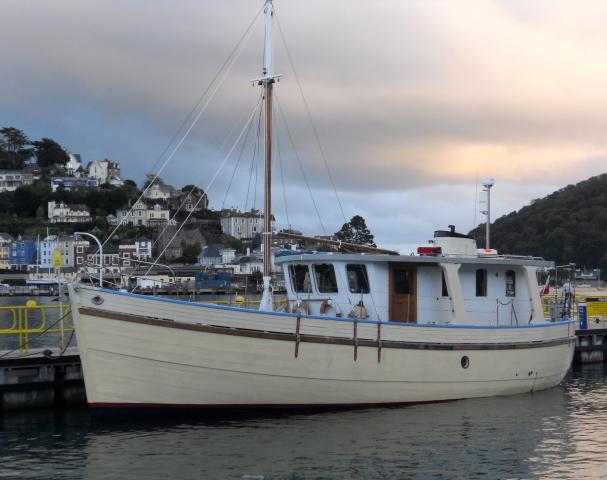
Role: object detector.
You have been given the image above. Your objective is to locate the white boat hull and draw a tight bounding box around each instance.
[69,285,575,411]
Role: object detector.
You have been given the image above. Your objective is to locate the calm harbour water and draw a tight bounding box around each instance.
[2,295,607,479]
[0,364,606,479]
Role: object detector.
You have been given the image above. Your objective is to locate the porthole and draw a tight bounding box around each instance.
[461,356,470,369]
[92,295,104,305]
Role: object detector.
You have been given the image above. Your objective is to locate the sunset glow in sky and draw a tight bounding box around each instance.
[2,0,607,251]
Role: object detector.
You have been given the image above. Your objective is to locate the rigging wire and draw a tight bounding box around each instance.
[138,96,264,282]
[221,97,261,210]
[101,4,264,248]
[275,14,347,225]
[152,90,264,253]
[274,92,327,235]
[244,106,264,212]
[274,101,290,230]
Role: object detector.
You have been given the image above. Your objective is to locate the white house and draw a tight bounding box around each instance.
[65,153,85,177]
[51,176,99,192]
[143,176,177,200]
[116,201,173,227]
[220,209,275,240]
[0,171,34,192]
[47,201,91,224]
[87,159,123,186]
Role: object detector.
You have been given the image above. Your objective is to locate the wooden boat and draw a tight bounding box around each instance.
[68,1,574,413]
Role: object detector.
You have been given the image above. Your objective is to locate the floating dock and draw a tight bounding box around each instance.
[0,347,84,410]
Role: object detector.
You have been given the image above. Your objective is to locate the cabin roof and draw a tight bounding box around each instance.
[274,252,553,268]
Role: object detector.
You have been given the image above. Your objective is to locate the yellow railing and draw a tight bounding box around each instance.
[0,303,74,355]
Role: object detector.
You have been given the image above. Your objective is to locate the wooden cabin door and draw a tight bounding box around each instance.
[390,265,417,323]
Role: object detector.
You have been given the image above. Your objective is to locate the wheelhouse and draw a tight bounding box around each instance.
[275,229,552,326]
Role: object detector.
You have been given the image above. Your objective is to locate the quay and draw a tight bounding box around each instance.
[0,347,84,410]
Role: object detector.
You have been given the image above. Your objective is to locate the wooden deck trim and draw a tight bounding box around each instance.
[79,307,574,351]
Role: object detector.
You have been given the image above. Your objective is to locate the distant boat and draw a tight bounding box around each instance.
[68,0,574,413]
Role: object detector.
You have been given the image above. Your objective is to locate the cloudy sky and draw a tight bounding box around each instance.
[2,0,607,252]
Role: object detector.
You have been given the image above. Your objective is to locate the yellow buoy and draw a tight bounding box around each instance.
[25,299,38,308]
[234,295,245,304]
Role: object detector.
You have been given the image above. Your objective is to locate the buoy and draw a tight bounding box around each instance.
[26,299,38,308]
[234,295,245,304]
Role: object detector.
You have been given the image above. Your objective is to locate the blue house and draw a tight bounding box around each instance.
[9,237,37,270]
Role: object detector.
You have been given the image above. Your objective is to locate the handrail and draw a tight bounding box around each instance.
[0,304,74,356]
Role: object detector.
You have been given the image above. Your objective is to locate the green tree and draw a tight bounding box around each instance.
[33,138,69,168]
[181,243,202,264]
[335,215,376,247]
[0,127,33,169]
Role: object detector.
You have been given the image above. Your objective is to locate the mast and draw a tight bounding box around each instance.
[259,0,279,311]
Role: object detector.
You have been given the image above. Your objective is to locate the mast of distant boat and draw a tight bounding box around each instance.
[259,0,280,311]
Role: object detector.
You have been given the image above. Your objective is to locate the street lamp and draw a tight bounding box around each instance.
[75,232,103,287]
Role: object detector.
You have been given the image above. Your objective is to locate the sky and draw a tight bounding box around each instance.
[2,0,607,252]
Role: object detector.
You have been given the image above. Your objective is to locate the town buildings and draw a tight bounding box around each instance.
[0,233,13,270]
[0,170,34,192]
[167,189,208,212]
[47,201,92,224]
[65,153,85,177]
[143,176,177,200]
[8,236,37,270]
[220,209,274,240]
[38,235,90,269]
[86,159,124,186]
[114,201,172,227]
[50,176,99,192]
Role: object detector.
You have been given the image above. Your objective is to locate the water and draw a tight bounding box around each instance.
[1,364,606,479]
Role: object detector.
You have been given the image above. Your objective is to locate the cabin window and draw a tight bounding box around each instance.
[289,264,312,293]
[476,269,487,297]
[314,264,338,293]
[441,271,448,297]
[346,264,370,294]
[505,270,516,297]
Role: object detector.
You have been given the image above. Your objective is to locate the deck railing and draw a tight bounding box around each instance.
[0,303,73,356]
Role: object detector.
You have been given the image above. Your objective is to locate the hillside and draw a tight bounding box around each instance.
[469,174,607,271]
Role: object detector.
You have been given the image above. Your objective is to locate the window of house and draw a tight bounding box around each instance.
[441,271,449,297]
[346,264,370,294]
[505,270,516,297]
[314,264,338,293]
[289,264,312,293]
[77,257,83,264]
[124,260,131,266]
[476,269,487,297]
[77,246,83,253]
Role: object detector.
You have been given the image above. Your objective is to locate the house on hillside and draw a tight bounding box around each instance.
[220,209,275,240]
[66,153,85,177]
[115,201,173,227]
[0,171,34,192]
[50,176,99,192]
[168,189,209,212]
[87,159,123,186]
[47,201,92,224]
[143,176,177,200]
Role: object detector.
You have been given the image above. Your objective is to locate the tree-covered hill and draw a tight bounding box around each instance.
[469,174,607,272]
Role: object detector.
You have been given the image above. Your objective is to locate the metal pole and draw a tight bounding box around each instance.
[486,185,491,249]
[75,232,103,287]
